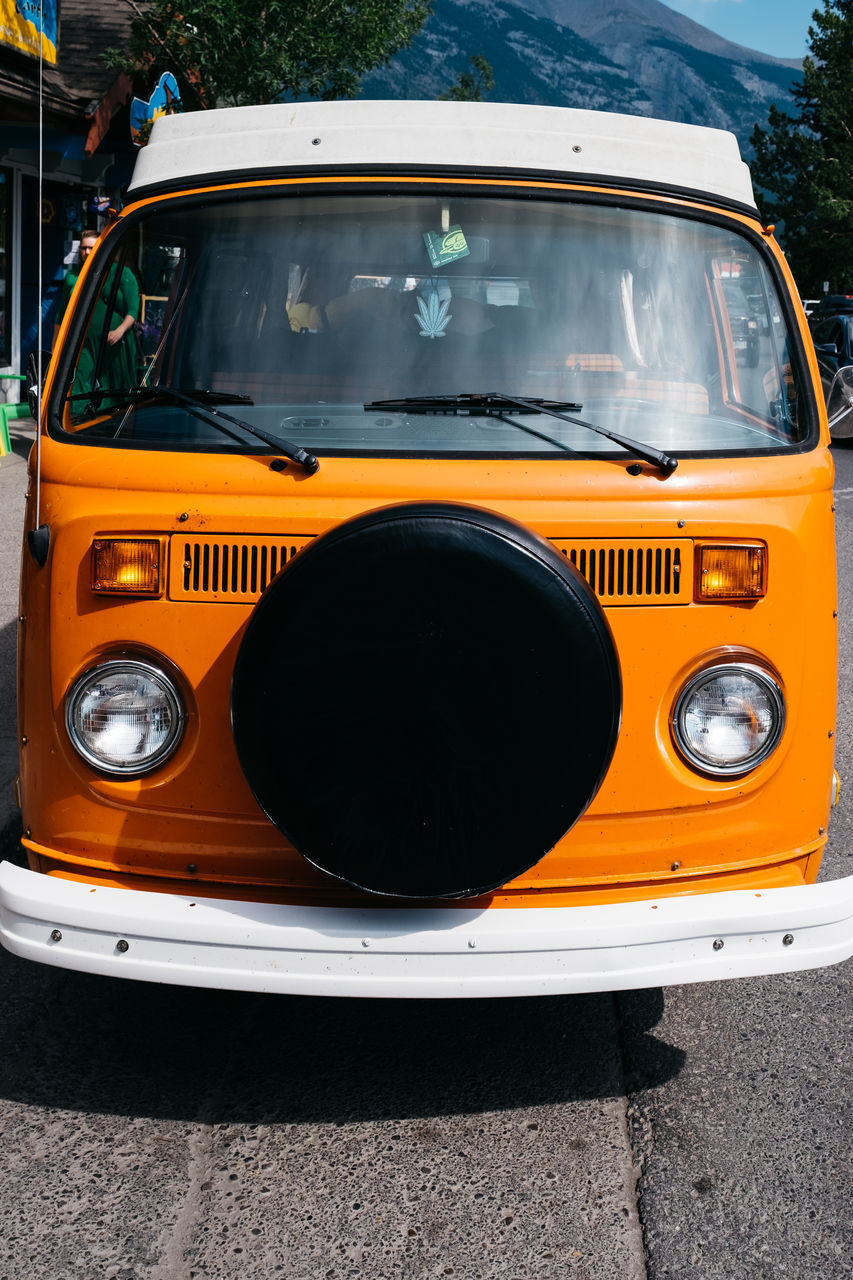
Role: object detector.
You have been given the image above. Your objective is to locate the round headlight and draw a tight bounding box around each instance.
[66,660,185,776]
[672,662,784,776]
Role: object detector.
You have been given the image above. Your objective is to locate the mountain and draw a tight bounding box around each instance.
[360,0,802,155]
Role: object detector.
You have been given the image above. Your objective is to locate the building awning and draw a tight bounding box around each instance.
[85,73,133,157]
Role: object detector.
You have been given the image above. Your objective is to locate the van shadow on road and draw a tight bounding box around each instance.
[0,618,21,839]
[0,616,17,728]
[0,943,684,1124]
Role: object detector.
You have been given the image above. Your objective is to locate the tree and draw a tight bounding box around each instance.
[439,55,495,102]
[108,0,432,111]
[750,0,853,295]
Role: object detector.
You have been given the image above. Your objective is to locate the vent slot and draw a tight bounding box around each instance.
[553,539,689,605]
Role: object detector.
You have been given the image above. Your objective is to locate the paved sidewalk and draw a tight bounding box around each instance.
[0,416,33,835]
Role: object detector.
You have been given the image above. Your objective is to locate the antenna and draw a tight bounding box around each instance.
[28,0,50,566]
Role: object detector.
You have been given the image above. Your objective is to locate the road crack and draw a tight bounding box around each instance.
[612,990,652,1280]
[151,1122,214,1280]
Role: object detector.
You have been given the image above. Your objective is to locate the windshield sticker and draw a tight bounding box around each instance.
[415,289,452,338]
[423,225,470,269]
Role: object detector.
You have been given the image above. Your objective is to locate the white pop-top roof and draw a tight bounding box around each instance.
[128,100,756,210]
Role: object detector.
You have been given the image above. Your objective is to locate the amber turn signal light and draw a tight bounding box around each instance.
[91,539,162,595]
[694,543,766,601]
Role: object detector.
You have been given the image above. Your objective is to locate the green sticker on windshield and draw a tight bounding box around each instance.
[423,225,470,268]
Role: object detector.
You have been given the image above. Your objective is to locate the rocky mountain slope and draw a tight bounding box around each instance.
[361,0,802,153]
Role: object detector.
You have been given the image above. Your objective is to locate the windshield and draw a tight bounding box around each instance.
[55,190,810,457]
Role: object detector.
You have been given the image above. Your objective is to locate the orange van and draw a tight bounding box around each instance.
[3,101,852,996]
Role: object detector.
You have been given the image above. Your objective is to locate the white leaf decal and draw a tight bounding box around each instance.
[415,290,452,338]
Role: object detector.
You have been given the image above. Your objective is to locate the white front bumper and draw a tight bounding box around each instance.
[1,861,852,997]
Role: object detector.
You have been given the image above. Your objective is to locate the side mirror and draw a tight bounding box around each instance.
[25,349,52,418]
[826,365,853,439]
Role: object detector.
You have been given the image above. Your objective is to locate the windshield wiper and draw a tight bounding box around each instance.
[365,393,583,415]
[141,387,255,406]
[365,391,677,476]
[108,385,319,475]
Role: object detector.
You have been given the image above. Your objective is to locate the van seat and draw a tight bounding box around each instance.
[763,365,795,402]
[563,354,624,372]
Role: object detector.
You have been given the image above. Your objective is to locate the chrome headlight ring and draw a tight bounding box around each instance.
[672,661,785,777]
[65,659,186,777]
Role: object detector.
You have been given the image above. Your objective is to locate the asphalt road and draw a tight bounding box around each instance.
[0,421,849,1280]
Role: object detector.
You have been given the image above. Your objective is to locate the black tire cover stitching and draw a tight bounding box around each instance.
[232,502,622,899]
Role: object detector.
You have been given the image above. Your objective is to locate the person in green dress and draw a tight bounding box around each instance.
[53,229,141,408]
[52,228,98,348]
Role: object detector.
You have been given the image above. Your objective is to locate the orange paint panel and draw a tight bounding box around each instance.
[32,848,814,910]
[16,453,836,898]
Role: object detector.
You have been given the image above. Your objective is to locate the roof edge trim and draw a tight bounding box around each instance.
[124,164,759,219]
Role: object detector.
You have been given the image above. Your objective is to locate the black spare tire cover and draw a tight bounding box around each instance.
[231,503,621,899]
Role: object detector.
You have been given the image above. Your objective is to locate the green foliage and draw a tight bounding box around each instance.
[439,55,495,102]
[107,0,432,110]
[750,0,853,294]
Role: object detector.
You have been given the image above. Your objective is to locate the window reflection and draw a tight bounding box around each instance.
[62,193,808,456]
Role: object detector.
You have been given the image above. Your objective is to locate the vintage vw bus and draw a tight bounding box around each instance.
[3,101,852,996]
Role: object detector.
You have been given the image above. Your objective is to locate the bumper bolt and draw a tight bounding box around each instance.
[50,929,62,943]
[116,939,130,953]
[783,934,794,946]
[712,938,724,951]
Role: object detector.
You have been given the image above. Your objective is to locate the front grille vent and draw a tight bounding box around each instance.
[550,539,689,604]
[169,536,312,602]
[169,535,691,605]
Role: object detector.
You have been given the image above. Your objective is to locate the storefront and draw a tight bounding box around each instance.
[0,0,136,399]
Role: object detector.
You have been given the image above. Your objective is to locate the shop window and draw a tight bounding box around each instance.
[0,170,10,367]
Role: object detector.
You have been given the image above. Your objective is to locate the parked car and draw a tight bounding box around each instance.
[812,313,853,434]
[808,294,853,326]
